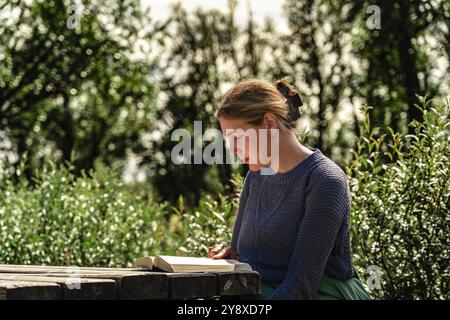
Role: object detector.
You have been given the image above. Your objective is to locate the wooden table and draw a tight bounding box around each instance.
[0,264,261,300]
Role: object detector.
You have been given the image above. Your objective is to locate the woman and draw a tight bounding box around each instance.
[208,78,371,300]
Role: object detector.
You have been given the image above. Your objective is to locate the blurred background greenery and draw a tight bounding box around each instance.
[0,0,449,299]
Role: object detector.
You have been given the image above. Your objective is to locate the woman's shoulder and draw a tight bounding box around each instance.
[308,153,349,188]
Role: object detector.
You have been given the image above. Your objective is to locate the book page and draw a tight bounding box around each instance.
[155,256,252,272]
[158,256,234,266]
[134,256,154,269]
[224,259,253,271]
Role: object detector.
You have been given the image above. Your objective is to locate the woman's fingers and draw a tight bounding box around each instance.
[211,246,235,260]
[211,249,227,259]
[208,245,224,258]
[208,245,239,260]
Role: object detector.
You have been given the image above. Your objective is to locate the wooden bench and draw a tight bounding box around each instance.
[0,264,261,300]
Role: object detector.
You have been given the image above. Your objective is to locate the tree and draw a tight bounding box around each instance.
[341,0,450,133]
[0,0,163,176]
[269,0,356,163]
[149,1,275,205]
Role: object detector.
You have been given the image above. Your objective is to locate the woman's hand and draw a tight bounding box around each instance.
[208,244,239,260]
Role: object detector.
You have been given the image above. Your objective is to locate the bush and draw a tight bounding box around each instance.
[0,162,174,267]
[171,173,243,256]
[347,97,449,299]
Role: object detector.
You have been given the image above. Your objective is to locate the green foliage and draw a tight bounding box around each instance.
[0,161,173,267]
[281,0,354,160]
[149,2,257,205]
[0,0,448,300]
[2,0,449,204]
[0,0,159,176]
[347,97,450,299]
[338,0,449,132]
[172,174,243,256]
[0,159,242,266]
[0,98,448,300]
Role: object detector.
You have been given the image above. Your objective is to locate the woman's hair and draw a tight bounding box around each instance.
[215,78,303,130]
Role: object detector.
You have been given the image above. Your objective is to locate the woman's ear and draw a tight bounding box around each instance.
[263,112,280,130]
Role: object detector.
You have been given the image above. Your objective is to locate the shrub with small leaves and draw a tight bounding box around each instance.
[346,97,449,299]
[0,162,173,267]
[172,173,243,256]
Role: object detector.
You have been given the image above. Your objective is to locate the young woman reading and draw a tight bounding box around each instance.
[207,78,371,300]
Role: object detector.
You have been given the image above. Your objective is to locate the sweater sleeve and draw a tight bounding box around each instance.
[265,164,350,299]
[231,172,251,253]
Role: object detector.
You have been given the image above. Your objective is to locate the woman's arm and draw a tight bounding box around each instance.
[266,165,350,299]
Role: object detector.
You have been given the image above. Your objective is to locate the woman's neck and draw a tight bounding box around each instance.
[276,132,313,174]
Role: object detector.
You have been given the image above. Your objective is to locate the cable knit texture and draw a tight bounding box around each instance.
[231,147,355,300]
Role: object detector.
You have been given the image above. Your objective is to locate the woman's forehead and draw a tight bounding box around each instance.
[219,117,254,130]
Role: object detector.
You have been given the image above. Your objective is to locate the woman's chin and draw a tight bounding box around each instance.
[238,157,261,171]
[248,163,261,171]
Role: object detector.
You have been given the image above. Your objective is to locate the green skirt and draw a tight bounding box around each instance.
[258,275,371,300]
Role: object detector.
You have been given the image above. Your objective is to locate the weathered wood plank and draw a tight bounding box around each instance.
[0,265,169,299]
[167,273,217,299]
[4,272,169,300]
[0,280,61,300]
[0,265,153,277]
[0,264,141,273]
[0,274,115,300]
[213,271,261,296]
[0,265,262,299]
[94,273,168,300]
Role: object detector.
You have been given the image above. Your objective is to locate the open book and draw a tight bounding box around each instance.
[134,255,252,273]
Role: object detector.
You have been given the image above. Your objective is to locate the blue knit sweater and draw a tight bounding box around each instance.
[231,147,355,300]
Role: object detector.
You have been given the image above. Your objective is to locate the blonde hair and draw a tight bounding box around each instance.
[216,78,303,130]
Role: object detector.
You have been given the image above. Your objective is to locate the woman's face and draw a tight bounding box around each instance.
[219,115,278,171]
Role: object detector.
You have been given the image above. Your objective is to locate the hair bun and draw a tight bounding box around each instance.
[275,77,303,122]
